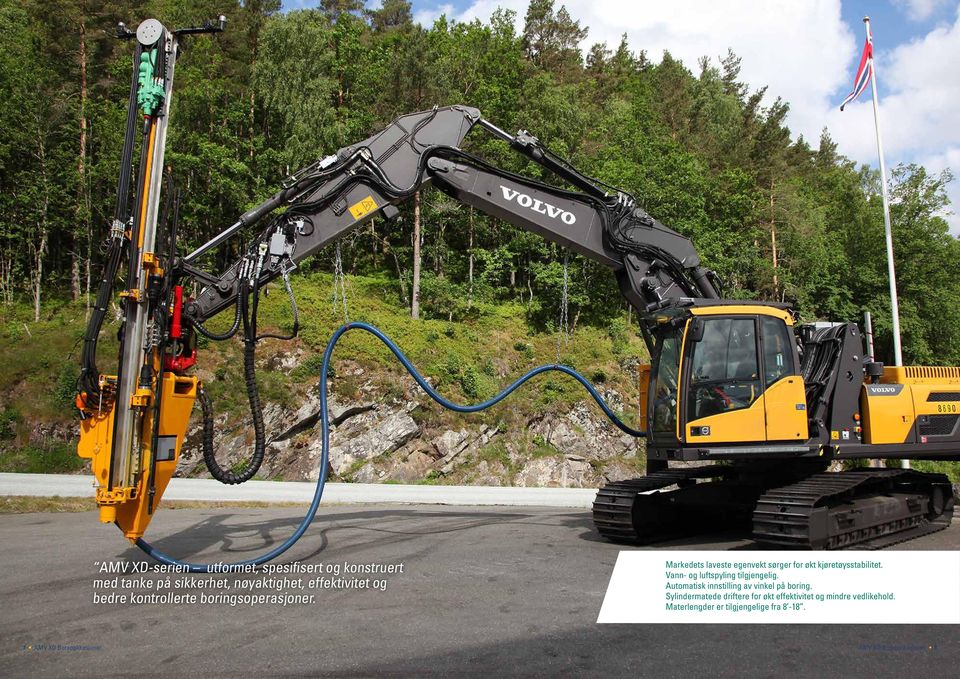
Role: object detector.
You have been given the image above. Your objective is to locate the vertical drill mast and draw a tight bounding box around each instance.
[110,19,177,495]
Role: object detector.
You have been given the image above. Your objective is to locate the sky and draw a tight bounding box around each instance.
[284,1,960,235]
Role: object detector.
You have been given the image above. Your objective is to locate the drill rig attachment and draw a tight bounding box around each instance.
[76,17,224,540]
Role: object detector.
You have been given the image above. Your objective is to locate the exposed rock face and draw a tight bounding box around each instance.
[178,368,645,488]
[434,426,499,475]
[327,410,419,476]
[528,401,635,461]
[30,421,78,445]
[514,455,593,488]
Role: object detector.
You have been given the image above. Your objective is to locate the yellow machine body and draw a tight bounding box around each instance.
[78,374,197,540]
[861,366,960,445]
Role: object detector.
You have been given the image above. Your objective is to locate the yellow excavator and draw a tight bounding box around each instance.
[76,18,959,552]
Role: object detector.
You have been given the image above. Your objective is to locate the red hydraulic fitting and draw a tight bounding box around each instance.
[164,349,197,374]
[170,285,183,339]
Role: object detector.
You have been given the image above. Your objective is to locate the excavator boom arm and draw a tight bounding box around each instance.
[182,105,718,327]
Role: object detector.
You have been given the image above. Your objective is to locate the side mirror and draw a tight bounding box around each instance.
[688,317,705,342]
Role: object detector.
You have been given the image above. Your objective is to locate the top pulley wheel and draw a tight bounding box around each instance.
[137,19,164,46]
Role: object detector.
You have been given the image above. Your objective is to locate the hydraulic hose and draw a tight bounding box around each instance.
[189,297,242,341]
[256,266,299,342]
[198,260,300,483]
[136,321,644,571]
[199,280,267,484]
[78,237,125,397]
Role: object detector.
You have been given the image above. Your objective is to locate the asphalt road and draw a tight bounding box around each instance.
[2,505,958,678]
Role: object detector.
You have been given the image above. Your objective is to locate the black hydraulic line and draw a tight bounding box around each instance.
[184,112,697,489]
[510,135,609,202]
[184,154,348,264]
[801,325,845,438]
[272,141,710,310]
[256,264,299,342]
[78,44,145,399]
[425,146,709,299]
[113,42,144,225]
[476,118,621,202]
[199,279,267,484]
[198,381,265,486]
[79,240,124,397]
[490,139,717,299]
[158,173,178,275]
[187,113,716,329]
[139,320,643,571]
[189,298,242,340]
[185,178,308,264]
[105,115,157,489]
[125,117,155,292]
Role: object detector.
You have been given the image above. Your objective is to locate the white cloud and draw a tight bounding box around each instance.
[414,1,959,234]
[824,7,960,156]
[824,6,960,233]
[417,1,855,142]
[893,0,951,21]
[414,3,455,25]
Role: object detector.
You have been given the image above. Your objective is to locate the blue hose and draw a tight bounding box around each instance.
[136,321,645,572]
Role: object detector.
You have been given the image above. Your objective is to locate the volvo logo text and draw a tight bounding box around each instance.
[867,384,903,396]
[500,186,576,225]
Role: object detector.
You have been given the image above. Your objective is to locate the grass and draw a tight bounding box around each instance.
[4,278,958,485]
[0,496,96,513]
[0,279,651,477]
[910,460,960,484]
[477,441,512,467]
[0,442,85,474]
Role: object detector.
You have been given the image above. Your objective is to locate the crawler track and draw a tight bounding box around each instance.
[593,467,954,550]
[592,466,736,543]
[752,469,954,549]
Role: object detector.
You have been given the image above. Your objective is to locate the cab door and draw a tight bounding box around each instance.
[684,316,767,443]
[759,315,808,441]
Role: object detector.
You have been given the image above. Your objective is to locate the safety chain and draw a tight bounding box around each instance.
[556,251,570,364]
[332,240,349,323]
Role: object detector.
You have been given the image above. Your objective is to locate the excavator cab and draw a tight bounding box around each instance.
[646,302,809,456]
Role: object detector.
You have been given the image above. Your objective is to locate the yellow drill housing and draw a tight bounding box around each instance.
[78,374,197,539]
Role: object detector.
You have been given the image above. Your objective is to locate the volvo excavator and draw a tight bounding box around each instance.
[76,18,959,554]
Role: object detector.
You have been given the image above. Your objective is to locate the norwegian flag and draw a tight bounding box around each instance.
[840,37,874,111]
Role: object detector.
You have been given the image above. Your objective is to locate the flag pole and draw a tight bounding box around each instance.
[865,17,908,469]
[864,16,904,368]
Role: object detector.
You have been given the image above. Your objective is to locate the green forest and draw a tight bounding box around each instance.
[0,0,958,364]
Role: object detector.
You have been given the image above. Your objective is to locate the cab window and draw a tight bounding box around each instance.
[687,317,761,421]
[761,316,794,386]
[651,325,683,438]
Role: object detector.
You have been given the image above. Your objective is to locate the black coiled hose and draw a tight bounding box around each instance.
[197,339,266,484]
[198,278,267,484]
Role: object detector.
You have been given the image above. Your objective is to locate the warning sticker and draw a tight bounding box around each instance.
[348,196,379,220]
